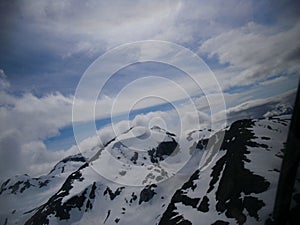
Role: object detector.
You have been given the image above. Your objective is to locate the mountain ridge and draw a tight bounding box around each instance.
[0,115,294,225]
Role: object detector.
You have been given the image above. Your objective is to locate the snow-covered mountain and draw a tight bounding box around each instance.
[0,115,296,225]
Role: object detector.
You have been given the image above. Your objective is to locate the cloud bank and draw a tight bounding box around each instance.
[0,0,299,182]
[0,66,296,181]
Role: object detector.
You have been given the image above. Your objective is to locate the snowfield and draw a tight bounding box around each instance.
[0,115,295,225]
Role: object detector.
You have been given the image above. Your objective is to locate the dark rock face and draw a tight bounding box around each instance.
[48,154,86,174]
[159,119,271,225]
[8,181,24,194]
[103,210,111,223]
[0,178,35,195]
[166,131,176,137]
[0,154,88,199]
[89,182,97,199]
[130,192,137,203]
[158,170,200,225]
[196,139,209,150]
[198,196,209,212]
[130,152,138,164]
[158,200,192,225]
[38,180,50,188]
[209,120,269,224]
[0,179,10,194]
[61,155,86,164]
[16,117,289,225]
[139,184,157,204]
[104,186,125,200]
[24,164,90,225]
[211,221,229,225]
[148,139,178,163]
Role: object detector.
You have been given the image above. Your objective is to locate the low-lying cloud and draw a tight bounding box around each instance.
[0,75,296,181]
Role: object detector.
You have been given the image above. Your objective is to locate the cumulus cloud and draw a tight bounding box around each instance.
[0,74,77,180]
[94,110,181,147]
[0,91,73,141]
[200,21,300,89]
[88,108,210,154]
[0,61,215,167]
[0,130,24,179]
[0,66,296,181]
[77,88,297,161]
[0,68,207,180]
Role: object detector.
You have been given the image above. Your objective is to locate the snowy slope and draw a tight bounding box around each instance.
[159,117,289,225]
[23,127,194,225]
[0,154,87,224]
[0,116,291,225]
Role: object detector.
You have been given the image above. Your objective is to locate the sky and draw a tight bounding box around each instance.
[0,0,299,180]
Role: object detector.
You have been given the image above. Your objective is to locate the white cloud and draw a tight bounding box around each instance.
[0,65,296,181]
[90,108,209,152]
[0,92,73,141]
[0,130,24,179]
[72,74,202,123]
[0,69,10,90]
[200,21,300,89]
[4,0,261,58]
[259,76,288,86]
[76,88,297,162]
[17,0,183,56]
[0,74,77,180]
[1,0,299,181]
[0,68,207,180]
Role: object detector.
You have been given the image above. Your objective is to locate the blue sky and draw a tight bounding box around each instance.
[0,0,299,179]
[1,0,297,95]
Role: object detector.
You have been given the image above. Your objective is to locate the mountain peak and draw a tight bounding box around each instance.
[0,115,295,225]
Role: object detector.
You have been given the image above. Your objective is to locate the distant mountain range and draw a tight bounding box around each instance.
[1,113,299,225]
